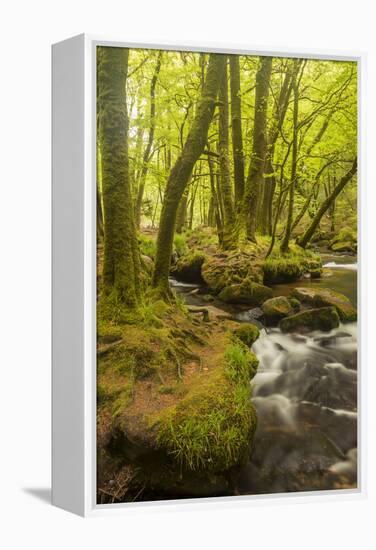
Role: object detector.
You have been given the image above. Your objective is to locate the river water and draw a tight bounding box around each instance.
[171,252,358,494]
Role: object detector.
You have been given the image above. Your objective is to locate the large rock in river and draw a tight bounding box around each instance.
[261,296,294,324]
[279,306,340,333]
[202,250,264,292]
[218,281,273,306]
[291,287,356,322]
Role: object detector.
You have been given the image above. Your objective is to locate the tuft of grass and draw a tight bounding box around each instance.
[224,341,259,383]
[156,338,258,472]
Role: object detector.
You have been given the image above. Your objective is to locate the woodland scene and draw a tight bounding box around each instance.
[96,46,358,503]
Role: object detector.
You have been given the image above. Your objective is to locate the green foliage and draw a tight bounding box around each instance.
[139,234,156,259]
[173,233,188,256]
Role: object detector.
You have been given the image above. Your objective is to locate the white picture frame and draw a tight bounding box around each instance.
[52,33,367,517]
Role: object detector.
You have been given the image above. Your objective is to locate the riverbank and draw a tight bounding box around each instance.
[97,229,358,501]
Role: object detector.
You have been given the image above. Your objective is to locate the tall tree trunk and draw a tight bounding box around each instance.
[280,62,300,253]
[260,63,294,235]
[152,54,226,293]
[297,158,357,248]
[207,145,223,242]
[242,56,272,242]
[218,61,236,249]
[135,51,162,227]
[97,46,140,307]
[229,55,245,206]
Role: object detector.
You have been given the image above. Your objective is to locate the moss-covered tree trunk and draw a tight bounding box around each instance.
[97,46,141,307]
[218,61,236,249]
[135,51,162,227]
[152,54,227,293]
[175,185,189,233]
[229,55,245,206]
[297,158,357,248]
[242,56,272,242]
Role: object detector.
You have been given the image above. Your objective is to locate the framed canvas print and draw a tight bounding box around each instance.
[52,34,365,516]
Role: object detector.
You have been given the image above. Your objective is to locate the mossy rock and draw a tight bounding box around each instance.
[330,241,356,253]
[261,296,294,324]
[202,250,264,292]
[279,306,340,333]
[218,281,273,306]
[289,297,301,312]
[330,227,357,246]
[263,248,322,284]
[141,254,154,275]
[291,287,356,322]
[232,323,260,347]
[171,251,207,284]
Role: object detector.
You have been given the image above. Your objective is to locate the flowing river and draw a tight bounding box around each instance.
[171,252,358,494]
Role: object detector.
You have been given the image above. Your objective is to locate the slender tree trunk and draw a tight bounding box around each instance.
[229,55,245,206]
[97,183,104,240]
[242,56,272,242]
[297,158,357,248]
[261,63,294,235]
[207,146,223,242]
[280,63,300,252]
[175,185,189,233]
[152,54,226,293]
[97,46,140,306]
[135,51,162,227]
[218,61,236,249]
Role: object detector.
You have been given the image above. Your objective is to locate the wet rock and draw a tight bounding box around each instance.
[279,306,340,333]
[330,241,356,253]
[171,251,206,284]
[262,296,294,324]
[218,281,273,306]
[290,287,356,322]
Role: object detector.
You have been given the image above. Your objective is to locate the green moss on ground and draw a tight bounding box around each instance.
[155,337,258,472]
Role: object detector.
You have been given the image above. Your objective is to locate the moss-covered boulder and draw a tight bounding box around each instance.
[201,250,264,292]
[279,306,340,333]
[218,281,273,306]
[232,323,260,347]
[330,241,356,253]
[141,254,154,275]
[291,287,356,322]
[261,296,294,324]
[329,227,357,253]
[171,251,207,284]
[263,247,322,284]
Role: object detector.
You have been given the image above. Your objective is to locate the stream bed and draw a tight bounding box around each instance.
[172,252,358,494]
